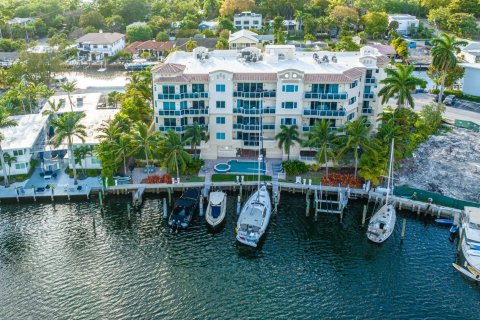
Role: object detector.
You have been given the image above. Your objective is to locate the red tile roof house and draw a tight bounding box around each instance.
[124,40,174,59]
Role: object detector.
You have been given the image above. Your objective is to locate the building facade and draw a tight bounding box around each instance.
[388,14,419,35]
[460,63,480,97]
[76,32,125,62]
[461,42,480,64]
[234,12,262,30]
[152,45,389,161]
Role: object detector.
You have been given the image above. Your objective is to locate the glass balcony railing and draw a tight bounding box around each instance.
[303,109,346,117]
[303,126,338,132]
[365,77,376,84]
[233,108,275,114]
[233,124,275,131]
[363,93,375,99]
[233,90,276,98]
[304,92,348,100]
[158,109,208,116]
[183,109,208,115]
[157,92,209,100]
[243,140,260,147]
[158,125,208,132]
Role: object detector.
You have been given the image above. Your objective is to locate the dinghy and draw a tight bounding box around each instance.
[205,191,227,230]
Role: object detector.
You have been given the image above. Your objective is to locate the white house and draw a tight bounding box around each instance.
[234,12,262,30]
[388,14,419,35]
[152,45,389,161]
[199,21,219,31]
[228,30,274,50]
[0,52,20,67]
[461,42,480,64]
[0,114,48,176]
[268,19,300,31]
[76,32,126,62]
[460,63,480,97]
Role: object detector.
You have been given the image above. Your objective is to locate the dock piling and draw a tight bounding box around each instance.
[401,218,407,242]
[167,187,172,205]
[305,189,311,217]
[362,205,367,226]
[236,195,241,215]
[199,195,204,217]
[127,203,131,221]
[163,198,168,219]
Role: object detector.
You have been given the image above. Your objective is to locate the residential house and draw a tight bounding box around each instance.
[0,52,20,67]
[199,21,219,31]
[268,19,300,31]
[388,14,419,35]
[461,42,480,64]
[76,32,126,62]
[228,30,274,50]
[460,63,480,97]
[124,40,174,59]
[234,12,262,30]
[152,45,389,161]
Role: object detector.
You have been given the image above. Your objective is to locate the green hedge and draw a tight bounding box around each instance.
[432,89,480,103]
[211,174,272,182]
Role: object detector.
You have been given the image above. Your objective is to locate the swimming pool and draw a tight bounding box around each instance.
[214,160,265,174]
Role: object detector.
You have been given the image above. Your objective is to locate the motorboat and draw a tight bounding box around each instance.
[168,188,200,230]
[460,206,480,274]
[367,139,397,243]
[205,191,227,230]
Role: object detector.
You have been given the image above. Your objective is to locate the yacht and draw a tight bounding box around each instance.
[205,191,227,230]
[168,188,200,230]
[460,206,480,274]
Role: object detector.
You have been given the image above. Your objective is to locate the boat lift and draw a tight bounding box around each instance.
[313,184,349,216]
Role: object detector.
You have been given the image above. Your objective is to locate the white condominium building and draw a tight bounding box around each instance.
[234,12,262,30]
[152,45,389,160]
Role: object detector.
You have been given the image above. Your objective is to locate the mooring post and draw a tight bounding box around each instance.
[33,187,36,202]
[362,205,367,226]
[163,198,168,219]
[274,193,279,214]
[167,187,172,205]
[401,218,407,242]
[236,195,241,215]
[417,206,421,215]
[199,195,204,217]
[305,189,310,217]
[15,188,19,202]
[239,183,243,203]
[339,209,343,224]
[98,192,103,207]
[127,203,131,221]
[399,201,402,211]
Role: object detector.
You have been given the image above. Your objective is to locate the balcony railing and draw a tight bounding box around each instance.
[361,108,373,114]
[303,126,338,132]
[363,93,375,99]
[233,107,275,114]
[303,109,346,117]
[157,92,209,100]
[233,90,276,98]
[365,77,376,84]
[183,108,208,115]
[158,125,208,132]
[233,124,275,131]
[158,109,208,116]
[242,140,260,147]
[304,92,348,100]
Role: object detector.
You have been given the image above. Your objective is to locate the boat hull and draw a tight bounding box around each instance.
[205,192,227,231]
[168,188,200,230]
[367,204,396,243]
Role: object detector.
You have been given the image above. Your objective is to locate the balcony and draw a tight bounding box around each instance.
[233,107,275,115]
[234,124,275,131]
[363,93,375,99]
[158,126,184,132]
[365,77,376,84]
[158,110,182,116]
[304,92,348,100]
[303,109,346,117]
[303,126,338,132]
[158,109,208,116]
[233,90,276,98]
[183,108,208,115]
[361,108,373,114]
[157,92,209,100]
[242,140,260,147]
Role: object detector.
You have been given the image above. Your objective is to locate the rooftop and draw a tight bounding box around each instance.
[124,40,174,54]
[0,113,48,150]
[0,52,20,60]
[234,11,261,18]
[388,14,417,20]
[76,32,125,45]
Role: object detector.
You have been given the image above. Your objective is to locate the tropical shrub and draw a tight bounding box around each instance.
[282,160,308,176]
[322,173,363,188]
[181,157,205,175]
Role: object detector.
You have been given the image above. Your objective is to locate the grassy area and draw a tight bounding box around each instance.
[181,175,205,183]
[211,174,272,182]
[0,174,30,184]
[279,172,324,185]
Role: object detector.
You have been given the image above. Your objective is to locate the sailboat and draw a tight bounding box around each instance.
[367,139,397,243]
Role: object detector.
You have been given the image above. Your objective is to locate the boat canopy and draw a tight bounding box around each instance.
[209,192,225,205]
[466,207,480,225]
[239,204,265,228]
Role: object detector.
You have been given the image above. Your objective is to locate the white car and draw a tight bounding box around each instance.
[443,95,457,105]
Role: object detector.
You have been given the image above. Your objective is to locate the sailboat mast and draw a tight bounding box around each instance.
[386,138,394,204]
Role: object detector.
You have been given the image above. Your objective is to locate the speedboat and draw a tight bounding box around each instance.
[460,206,480,274]
[236,185,271,248]
[205,191,227,230]
[168,188,200,230]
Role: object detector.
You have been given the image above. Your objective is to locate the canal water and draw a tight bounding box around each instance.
[0,194,479,319]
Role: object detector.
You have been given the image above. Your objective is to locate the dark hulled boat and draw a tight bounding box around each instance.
[168,188,200,230]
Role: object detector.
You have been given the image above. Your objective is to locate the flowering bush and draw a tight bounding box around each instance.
[322,173,363,188]
[141,173,173,184]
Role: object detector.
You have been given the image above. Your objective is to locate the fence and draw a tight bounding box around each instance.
[454,120,480,132]
[393,186,480,210]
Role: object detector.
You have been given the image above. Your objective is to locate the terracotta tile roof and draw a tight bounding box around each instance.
[343,67,365,79]
[232,73,277,81]
[155,74,209,83]
[304,67,364,83]
[151,63,186,74]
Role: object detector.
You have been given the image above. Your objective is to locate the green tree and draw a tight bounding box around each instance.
[156,31,169,42]
[430,33,467,104]
[79,11,105,30]
[42,99,63,117]
[275,124,301,161]
[447,13,478,37]
[215,38,229,49]
[60,80,77,112]
[130,122,161,170]
[391,37,409,62]
[378,64,427,109]
[273,16,286,44]
[120,89,152,123]
[184,122,208,156]
[107,91,124,108]
[50,112,87,185]
[358,141,386,186]
[185,38,198,52]
[73,145,91,175]
[203,0,219,19]
[335,117,372,177]
[427,7,450,30]
[160,130,191,180]
[335,36,360,51]
[112,134,132,175]
[115,0,149,25]
[217,18,235,32]
[126,24,153,42]
[219,0,255,17]
[3,153,17,181]
[330,5,358,35]
[0,107,17,187]
[448,0,480,17]
[303,120,336,177]
[362,11,388,39]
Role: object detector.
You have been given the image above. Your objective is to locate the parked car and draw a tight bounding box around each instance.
[443,95,457,105]
[434,93,445,103]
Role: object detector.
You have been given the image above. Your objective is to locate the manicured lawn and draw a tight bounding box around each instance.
[279,172,324,185]
[211,174,272,182]
[0,174,29,183]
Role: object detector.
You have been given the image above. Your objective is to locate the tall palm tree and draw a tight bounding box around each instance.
[431,33,467,102]
[96,119,121,143]
[183,122,208,157]
[60,80,78,112]
[50,112,87,185]
[275,124,301,161]
[0,107,18,187]
[303,120,336,177]
[112,135,132,175]
[335,117,373,177]
[107,91,124,108]
[160,130,191,180]
[130,122,161,170]
[378,64,427,109]
[42,99,63,116]
[3,153,17,181]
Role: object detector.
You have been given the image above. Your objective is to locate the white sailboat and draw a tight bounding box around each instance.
[460,207,480,275]
[236,153,272,248]
[205,191,227,229]
[367,139,397,243]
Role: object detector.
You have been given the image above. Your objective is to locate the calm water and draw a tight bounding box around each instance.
[0,194,479,319]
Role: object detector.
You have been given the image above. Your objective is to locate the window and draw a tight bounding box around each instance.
[363,101,370,108]
[236,21,241,25]
[180,84,187,93]
[347,113,355,121]
[180,101,187,109]
[281,102,297,109]
[15,163,27,170]
[349,96,357,105]
[311,84,339,93]
[216,117,225,124]
[282,84,298,92]
[164,118,176,126]
[192,84,205,93]
[163,102,175,110]
[253,21,259,25]
[13,149,24,156]
[350,81,358,89]
[237,83,263,92]
[310,102,338,110]
[281,118,296,125]
[216,84,226,92]
[216,101,225,108]
[162,85,175,94]
[216,132,226,140]
[91,158,101,165]
[364,86,371,93]
[192,100,205,109]
[103,45,108,49]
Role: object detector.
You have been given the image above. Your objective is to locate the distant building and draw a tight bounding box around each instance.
[228,30,274,50]
[460,63,480,97]
[268,19,300,31]
[461,42,480,64]
[199,21,219,31]
[369,43,396,58]
[127,21,148,29]
[124,40,174,59]
[75,32,125,62]
[234,12,262,30]
[388,14,419,35]
[7,17,35,25]
[0,52,20,67]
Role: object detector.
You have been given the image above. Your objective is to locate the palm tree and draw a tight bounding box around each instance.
[50,112,87,185]
[3,153,17,181]
[303,120,336,177]
[60,80,78,112]
[107,91,124,108]
[96,119,121,143]
[275,124,301,161]
[42,99,63,116]
[335,117,373,177]
[160,130,191,180]
[130,122,161,170]
[73,145,92,175]
[378,64,427,109]
[0,107,18,187]
[112,135,132,175]
[431,33,467,102]
[183,122,208,157]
